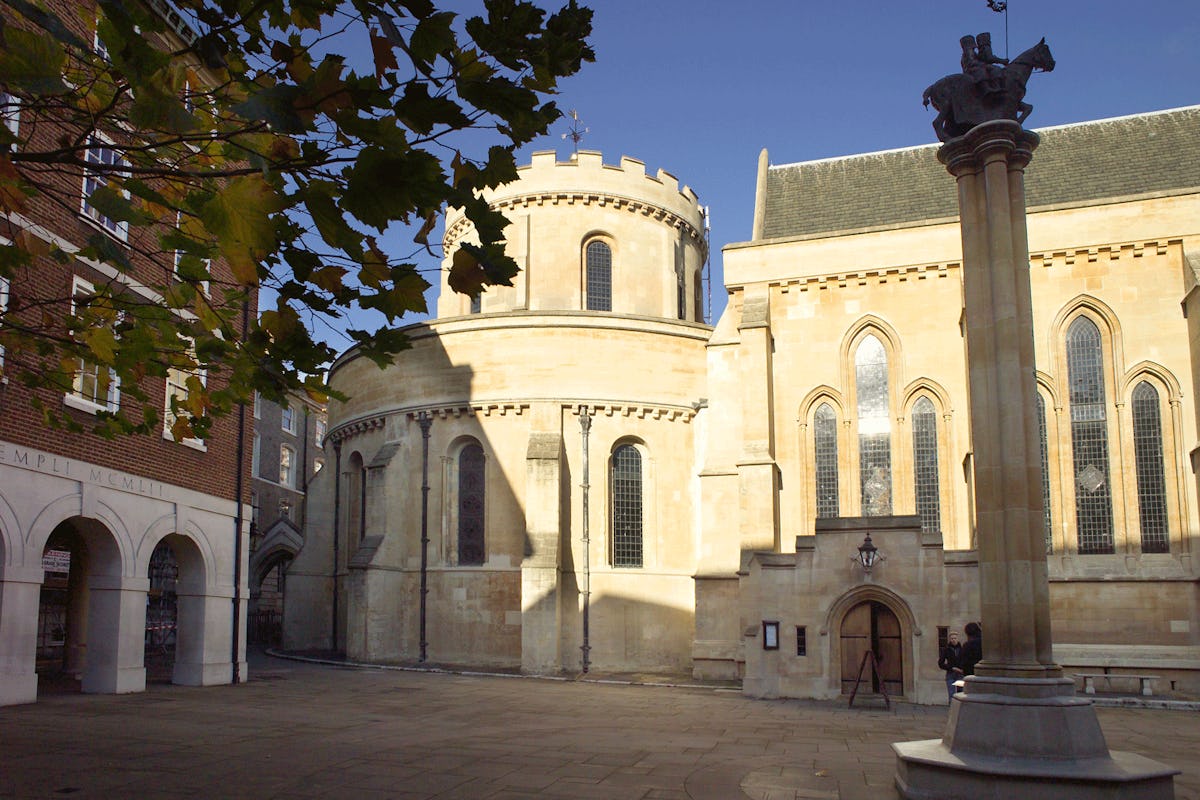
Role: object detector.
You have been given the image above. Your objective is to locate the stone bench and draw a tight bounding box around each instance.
[1073,672,1156,697]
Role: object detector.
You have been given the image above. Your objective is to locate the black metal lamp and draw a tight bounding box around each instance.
[856,533,883,573]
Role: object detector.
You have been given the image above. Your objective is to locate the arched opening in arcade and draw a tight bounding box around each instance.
[838,600,904,697]
[36,516,121,694]
[247,518,302,648]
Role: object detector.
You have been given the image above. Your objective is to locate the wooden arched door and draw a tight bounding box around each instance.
[839,600,903,696]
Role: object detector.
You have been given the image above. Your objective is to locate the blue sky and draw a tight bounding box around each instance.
[317,0,1200,350]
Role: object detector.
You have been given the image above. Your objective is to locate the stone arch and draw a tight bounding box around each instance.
[824,584,919,697]
[139,513,218,593]
[1049,294,1125,380]
[147,533,210,686]
[0,488,21,571]
[28,494,126,578]
[900,378,952,415]
[839,315,905,390]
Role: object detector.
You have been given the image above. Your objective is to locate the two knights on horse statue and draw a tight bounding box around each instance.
[923,33,1055,142]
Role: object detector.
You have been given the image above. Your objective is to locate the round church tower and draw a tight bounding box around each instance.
[439,150,708,320]
[289,152,713,677]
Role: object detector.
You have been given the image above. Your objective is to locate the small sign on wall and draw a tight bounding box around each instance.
[762,620,780,650]
[42,549,71,574]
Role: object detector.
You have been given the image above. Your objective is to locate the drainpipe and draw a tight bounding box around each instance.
[579,405,592,673]
[231,299,248,684]
[332,440,342,651]
[418,412,433,662]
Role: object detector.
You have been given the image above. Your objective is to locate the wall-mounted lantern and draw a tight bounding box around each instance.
[854,533,884,574]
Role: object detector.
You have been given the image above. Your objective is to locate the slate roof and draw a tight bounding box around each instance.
[759,106,1200,240]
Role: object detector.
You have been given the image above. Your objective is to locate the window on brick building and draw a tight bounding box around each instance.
[281,404,296,434]
[251,432,260,477]
[315,417,327,446]
[65,277,120,414]
[163,337,206,449]
[173,212,210,295]
[1,92,18,149]
[254,392,261,419]
[0,274,8,374]
[81,136,130,240]
[280,445,295,488]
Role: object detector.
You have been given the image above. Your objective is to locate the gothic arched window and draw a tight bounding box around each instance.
[458,443,486,565]
[814,403,839,517]
[1037,392,1053,554]
[1132,381,1169,553]
[611,444,642,567]
[585,240,612,311]
[1066,317,1114,554]
[911,397,940,533]
[855,335,891,515]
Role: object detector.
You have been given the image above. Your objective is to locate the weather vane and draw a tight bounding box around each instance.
[562,109,589,156]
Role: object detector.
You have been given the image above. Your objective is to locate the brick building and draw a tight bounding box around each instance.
[0,0,253,704]
[248,394,326,645]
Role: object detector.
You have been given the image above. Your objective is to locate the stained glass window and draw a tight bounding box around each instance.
[1037,393,1053,554]
[458,443,486,565]
[814,403,839,517]
[586,241,612,311]
[1132,382,1169,553]
[856,335,891,515]
[611,444,642,567]
[1066,317,1114,554]
[912,397,940,532]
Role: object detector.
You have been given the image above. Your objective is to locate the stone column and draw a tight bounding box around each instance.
[81,574,148,694]
[521,427,563,673]
[0,567,44,706]
[893,120,1176,799]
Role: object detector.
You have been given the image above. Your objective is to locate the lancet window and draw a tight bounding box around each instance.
[457,442,486,565]
[911,396,940,533]
[1132,381,1169,553]
[1037,393,1053,553]
[585,240,612,311]
[813,403,839,518]
[855,335,891,516]
[611,443,643,567]
[1065,317,1114,554]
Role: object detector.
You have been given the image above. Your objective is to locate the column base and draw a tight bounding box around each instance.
[893,677,1178,799]
[0,671,38,706]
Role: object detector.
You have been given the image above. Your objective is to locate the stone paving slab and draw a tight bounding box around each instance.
[1,653,1196,799]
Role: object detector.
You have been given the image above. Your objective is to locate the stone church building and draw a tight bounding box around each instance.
[286,106,1200,704]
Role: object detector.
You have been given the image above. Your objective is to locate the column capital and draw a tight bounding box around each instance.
[938,120,1040,176]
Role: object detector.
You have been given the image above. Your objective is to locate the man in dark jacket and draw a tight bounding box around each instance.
[938,631,964,701]
[960,622,983,680]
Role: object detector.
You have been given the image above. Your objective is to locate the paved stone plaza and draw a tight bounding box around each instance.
[1,652,1197,799]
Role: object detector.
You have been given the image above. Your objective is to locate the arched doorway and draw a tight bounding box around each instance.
[839,600,903,696]
[36,517,123,695]
[145,540,178,683]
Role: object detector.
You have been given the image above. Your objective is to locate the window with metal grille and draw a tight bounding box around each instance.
[796,626,807,657]
[1132,381,1169,553]
[458,443,486,565]
[1037,393,1053,553]
[856,335,891,515]
[585,240,612,311]
[611,444,642,567]
[1066,317,1114,554]
[912,396,940,532]
[814,403,839,517]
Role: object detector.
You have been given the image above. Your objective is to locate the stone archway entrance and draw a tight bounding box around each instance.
[839,600,903,696]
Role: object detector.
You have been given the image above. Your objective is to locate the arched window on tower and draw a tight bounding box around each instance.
[1132,381,1169,553]
[911,396,940,533]
[1065,317,1114,554]
[1037,392,1053,553]
[458,443,486,565]
[611,443,642,567]
[814,403,839,518]
[855,335,891,515]
[585,240,612,311]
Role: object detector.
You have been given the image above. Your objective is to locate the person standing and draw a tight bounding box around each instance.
[960,621,983,678]
[938,631,964,701]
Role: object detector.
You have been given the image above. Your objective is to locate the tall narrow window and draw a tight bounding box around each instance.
[81,136,129,239]
[1037,393,1053,553]
[469,293,482,314]
[163,337,205,447]
[1066,317,1114,554]
[280,445,295,488]
[458,443,486,564]
[585,240,612,311]
[281,404,296,434]
[911,397,940,532]
[1,92,19,149]
[611,444,642,567]
[814,403,839,517]
[66,277,120,413]
[856,335,891,515]
[1132,381,1169,553]
[0,275,8,372]
[252,433,261,477]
